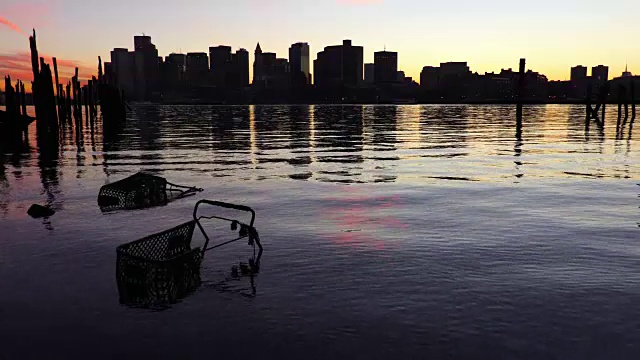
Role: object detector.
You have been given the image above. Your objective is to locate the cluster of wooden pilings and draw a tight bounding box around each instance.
[2,29,127,145]
[2,77,28,120]
[585,79,636,138]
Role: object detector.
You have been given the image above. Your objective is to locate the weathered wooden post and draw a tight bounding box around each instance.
[20,81,27,117]
[29,29,41,120]
[4,76,16,120]
[632,80,636,120]
[617,84,623,124]
[585,82,593,121]
[53,57,63,125]
[65,82,72,124]
[516,58,525,122]
[15,80,22,116]
[84,86,90,123]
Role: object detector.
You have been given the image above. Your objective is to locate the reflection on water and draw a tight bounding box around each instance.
[0,104,638,221]
[2,105,637,193]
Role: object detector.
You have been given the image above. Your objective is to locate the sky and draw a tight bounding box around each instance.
[1,0,638,90]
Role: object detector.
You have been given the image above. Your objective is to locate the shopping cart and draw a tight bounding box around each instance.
[116,200,262,309]
[98,172,203,212]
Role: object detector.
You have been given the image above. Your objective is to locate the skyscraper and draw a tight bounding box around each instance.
[186,52,209,85]
[133,35,159,101]
[591,65,609,84]
[570,66,588,82]
[110,48,135,99]
[374,51,398,84]
[289,42,310,87]
[235,48,250,88]
[253,43,290,89]
[164,53,186,86]
[253,43,263,85]
[420,66,439,90]
[364,63,375,83]
[209,45,232,87]
[314,40,363,87]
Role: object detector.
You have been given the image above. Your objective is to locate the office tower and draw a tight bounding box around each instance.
[209,45,232,87]
[110,48,136,99]
[364,63,375,83]
[591,65,609,84]
[253,43,290,89]
[164,53,186,85]
[133,35,159,101]
[314,40,364,87]
[289,42,310,87]
[374,51,398,84]
[439,62,470,77]
[186,52,209,85]
[420,66,439,90]
[570,66,588,82]
[235,48,250,87]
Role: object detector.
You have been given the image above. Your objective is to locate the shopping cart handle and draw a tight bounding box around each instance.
[193,199,256,226]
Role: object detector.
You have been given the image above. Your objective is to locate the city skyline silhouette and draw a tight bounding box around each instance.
[0,0,637,87]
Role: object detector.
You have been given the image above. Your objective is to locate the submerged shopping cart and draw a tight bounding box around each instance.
[98,172,203,212]
[116,200,262,309]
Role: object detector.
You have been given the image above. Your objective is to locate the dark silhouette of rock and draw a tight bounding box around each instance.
[27,204,55,218]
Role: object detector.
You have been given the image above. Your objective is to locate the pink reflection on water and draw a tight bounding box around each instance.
[321,186,407,250]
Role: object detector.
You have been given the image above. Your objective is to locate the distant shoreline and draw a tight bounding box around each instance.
[140,100,631,106]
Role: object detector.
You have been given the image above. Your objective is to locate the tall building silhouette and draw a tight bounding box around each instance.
[164,53,186,85]
[253,43,264,85]
[133,35,159,101]
[374,51,398,84]
[570,66,587,81]
[313,40,363,87]
[253,43,290,89]
[420,66,439,90]
[110,48,136,99]
[186,52,209,85]
[289,42,311,87]
[209,46,233,87]
[235,48,250,88]
[591,65,609,83]
[364,63,375,83]
[570,65,588,98]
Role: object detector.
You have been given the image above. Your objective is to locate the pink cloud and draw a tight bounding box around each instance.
[0,16,28,37]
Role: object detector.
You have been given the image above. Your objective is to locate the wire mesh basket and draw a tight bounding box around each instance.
[116,200,262,309]
[98,172,202,212]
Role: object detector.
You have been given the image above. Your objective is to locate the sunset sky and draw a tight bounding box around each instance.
[1,0,638,89]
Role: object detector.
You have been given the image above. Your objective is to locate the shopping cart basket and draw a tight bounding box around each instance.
[116,200,262,309]
[98,172,203,212]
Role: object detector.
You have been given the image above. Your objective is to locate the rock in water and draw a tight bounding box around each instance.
[27,204,55,218]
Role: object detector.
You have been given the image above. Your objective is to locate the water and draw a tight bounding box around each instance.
[1,105,638,359]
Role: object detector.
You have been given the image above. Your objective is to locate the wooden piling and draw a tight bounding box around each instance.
[65,82,72,124]
[516,58,525,121]
[631,80,636,120]
[29,30,41,120]
[4,76,16,120]
[15,81,22,116]
[20,81,27,117]
[587,82,595,122]
[617,85,623,123]
[84,87,90,123]
[53,57,63,124]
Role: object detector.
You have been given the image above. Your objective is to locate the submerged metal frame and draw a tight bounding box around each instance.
[193,200,262,255]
